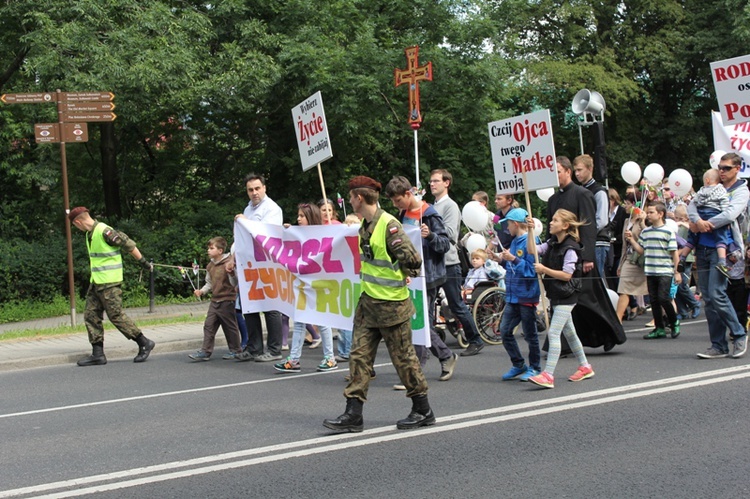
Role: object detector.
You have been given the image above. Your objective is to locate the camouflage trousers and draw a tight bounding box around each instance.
[84,284,142,345]
[344,319,428,402]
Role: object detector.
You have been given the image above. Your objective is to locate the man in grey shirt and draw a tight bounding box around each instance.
[234,172,285,362]
[429,169,484,356]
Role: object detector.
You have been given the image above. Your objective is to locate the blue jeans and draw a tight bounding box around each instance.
[499,303,541,371]
[291,321,334,360]
[674,270,700,317]
[337,329,352,358]
[442,264,482,345]
[595,246,609,279]
[696,246,745,353]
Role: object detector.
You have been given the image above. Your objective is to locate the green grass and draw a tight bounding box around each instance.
[0,293,198,324]
[0,314,204,342]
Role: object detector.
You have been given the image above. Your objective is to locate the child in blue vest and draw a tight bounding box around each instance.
[488,208,542,382]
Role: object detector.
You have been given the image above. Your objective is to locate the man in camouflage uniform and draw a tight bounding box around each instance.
[69,207,156,366]
[323,176,435,433]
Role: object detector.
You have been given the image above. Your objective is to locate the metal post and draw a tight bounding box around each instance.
[58,88,76,327]
[577,121,585,155]
[149,259,155,313]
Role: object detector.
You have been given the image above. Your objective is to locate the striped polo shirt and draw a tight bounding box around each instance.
[638,225,677,276]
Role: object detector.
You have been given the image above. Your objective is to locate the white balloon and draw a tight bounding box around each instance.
[621,161,641,185]
[532,218,543,237]
[461,201,490,232]
[643,163,664,185]
[606,289,619,311]
[465,233,487,255]
[709,150,726,169]
[668,168,693,197]
[536,188,555,202]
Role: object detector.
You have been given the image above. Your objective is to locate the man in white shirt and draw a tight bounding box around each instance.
[429,169,484,356]
[234,173,285,362]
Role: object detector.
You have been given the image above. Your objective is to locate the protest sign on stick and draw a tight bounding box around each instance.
[488,109,559,194]
[711,111,750,176]
[711,54,750,126]
[292,91,333,211]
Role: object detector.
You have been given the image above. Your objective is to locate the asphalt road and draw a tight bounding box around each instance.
[1,317,749,498]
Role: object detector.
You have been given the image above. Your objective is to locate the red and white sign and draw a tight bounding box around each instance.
[488,109,558,194]
[291,91,332,172]
[711,111,750,176]
[711,54,750,126]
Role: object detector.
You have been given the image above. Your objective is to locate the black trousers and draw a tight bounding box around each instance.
[646,275,677,329]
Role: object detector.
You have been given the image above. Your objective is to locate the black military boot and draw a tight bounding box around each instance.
[77,342,107,366]
[323,398,364,433]
[396,394,436,430]
[134,334,155,363]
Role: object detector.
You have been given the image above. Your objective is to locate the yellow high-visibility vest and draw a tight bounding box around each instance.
[86,223,123,284]
[360,212,408,301]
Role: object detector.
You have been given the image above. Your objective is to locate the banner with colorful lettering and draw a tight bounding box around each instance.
[711,111,750,177]
[488,109,559,194]
[234,220,430,345]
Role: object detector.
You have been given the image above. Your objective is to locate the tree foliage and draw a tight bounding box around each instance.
[0,0,745,303]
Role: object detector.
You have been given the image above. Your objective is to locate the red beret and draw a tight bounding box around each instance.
[68,206,89,222]
[348,176,381,192]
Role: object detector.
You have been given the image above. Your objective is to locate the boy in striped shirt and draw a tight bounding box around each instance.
[625,201,682,339]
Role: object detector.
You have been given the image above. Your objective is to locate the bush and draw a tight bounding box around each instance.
[0,199,240,307]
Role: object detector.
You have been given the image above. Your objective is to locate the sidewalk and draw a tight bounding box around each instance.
[0,301,217,372]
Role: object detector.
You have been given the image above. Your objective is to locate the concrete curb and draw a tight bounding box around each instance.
[0,339,206,372]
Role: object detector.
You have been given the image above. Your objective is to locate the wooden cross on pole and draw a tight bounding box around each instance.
[394,46,432,130]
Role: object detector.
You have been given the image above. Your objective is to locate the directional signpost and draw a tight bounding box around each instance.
[1,89,117,326]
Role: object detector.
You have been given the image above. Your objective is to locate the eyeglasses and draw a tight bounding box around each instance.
[428,179,443,184]
[718,166,736,172]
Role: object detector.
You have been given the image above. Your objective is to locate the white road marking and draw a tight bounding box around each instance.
[0,319,707,420]
[2,365,748,498]
[0,362,394,420]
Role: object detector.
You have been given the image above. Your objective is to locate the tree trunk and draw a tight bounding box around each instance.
[99,122,121,218]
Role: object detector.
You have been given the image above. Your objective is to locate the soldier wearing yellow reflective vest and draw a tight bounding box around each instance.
[68,207,155,366]
[323,176,436,433]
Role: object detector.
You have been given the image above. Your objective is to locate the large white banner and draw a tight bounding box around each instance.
[292,91,333,171]
[234,220,430,345]
[711,111,750,177]
[488,109,559,194]
[710,54,750,126]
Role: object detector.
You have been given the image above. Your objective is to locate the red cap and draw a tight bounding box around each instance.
[68,206,89,222]
[348,176,381,192]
